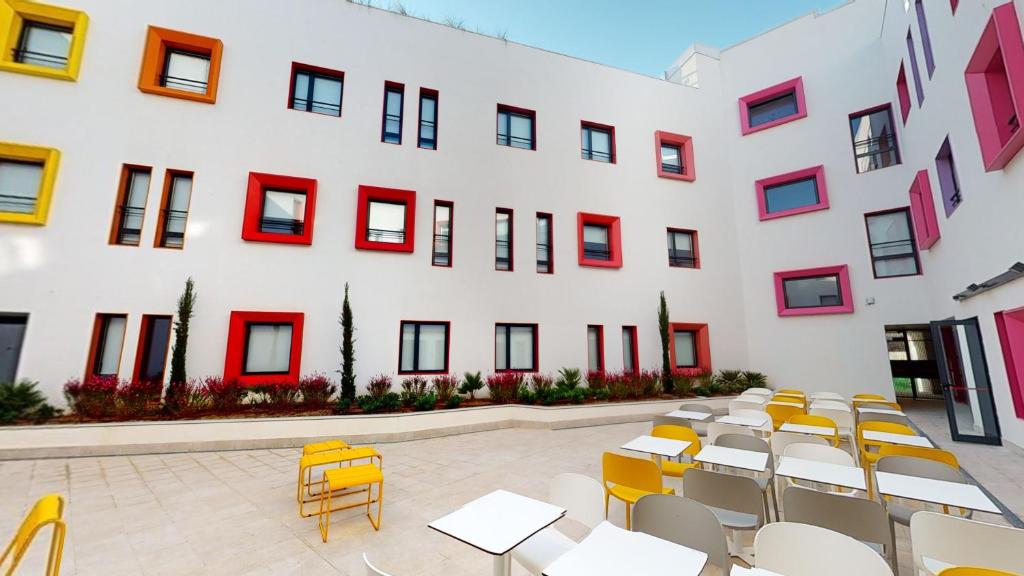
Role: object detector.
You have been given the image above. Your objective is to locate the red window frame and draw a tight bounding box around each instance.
[577,212,622,269]
[287,62,344,117]
[738,77,807,135]
[85,313,127,379]
[354,185,416,253]
[667,227,700,269]
[536,212,554,274]
[241,172,317,245]
[580,120,616,164]
[587,325,604,372]
[131,314,172,384]
[622,325,639,374]
[496,207,514,272]
[494,322,539,373]
[995,306,1024,419]
[496,104,537,150]
[908,170,941,250]
[755,165,829,221]
[773,265,854,317]
[668,322,711,375]
[897,62,912,124]
[654,131,695,181]
[153,169,193,250]
[397,320,451,375]
[224,311,304,385]
[431,200,453,267]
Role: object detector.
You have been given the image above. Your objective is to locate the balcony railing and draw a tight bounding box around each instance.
[496,133,533,149]
[536,243,551,273]
[292,97,341,116]
[668,250,697,268]
[495,239,511,269]
[12,48,68,68]
[432,233,450,266]
[367,227,405,244]
[0,193,37,214]
[160,74,208,93]
[160,209,188,248]
[260,216,304,236]
[582,148,613,162]
[853,133,900,173]
[870,238,915,259]
[661,162,683,174]
[115,205,146,245]
[583,244,611,261]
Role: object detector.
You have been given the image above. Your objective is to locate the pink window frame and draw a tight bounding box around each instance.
[654,131,695,181]
[738,77,807,136]
[908,170,941,249]
[995,306,1024,419]
[897,62,912,124]
[773,265,854,317]
[965,1,1024,172]
[755,165,828,221]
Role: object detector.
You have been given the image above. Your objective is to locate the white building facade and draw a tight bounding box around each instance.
[0,0,1022,446]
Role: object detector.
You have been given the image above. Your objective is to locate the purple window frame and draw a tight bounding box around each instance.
[907,30,925,106]
[935,137,961,217]
[915,0,936,78]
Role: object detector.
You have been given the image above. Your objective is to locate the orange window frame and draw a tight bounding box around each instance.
[138,25,223,104]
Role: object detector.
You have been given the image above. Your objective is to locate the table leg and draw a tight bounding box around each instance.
[653,454,663,470]
[493,553,511,576]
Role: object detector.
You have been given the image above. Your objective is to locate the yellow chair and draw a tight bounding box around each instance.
[857,421,916,496]
[772,396,807,408]
[302,439,349,455]
[766,403,805,430]
[650,424,701,478]
[853,394,887,401]
[787,414,840,447]
[1,494,66,576]
[318,464,384,542]
[297,446,382,517]
[602,452,674,529]
[776,389,805,397]
[877,445,960,470]
[938,568,1018,576]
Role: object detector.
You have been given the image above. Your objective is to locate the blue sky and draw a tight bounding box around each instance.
[391,0,846,77]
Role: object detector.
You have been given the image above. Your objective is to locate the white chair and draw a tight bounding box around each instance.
[737,393,768,405]
[910,511,1024,576]
[810,407,856,449]
[754,522,894,576]
[809,391,845,402]
[732,409,772,435]
[744,388,773,397]
[770,431,828,460]
[512,473,604,575]
[729,398,765,412]
[810,399,852,412]
[363,553,393,576]
[707,422,754,444]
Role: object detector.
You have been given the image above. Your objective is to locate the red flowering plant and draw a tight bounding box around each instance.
[163,378,209,415]
[366,374,393,399]
[63,375,119,419]
[299,373,336,407]
[586,370,608,391]
[603,372,629,400]
[201,376,244,412]
[265,381,300,407]
[117,379,163,418]
[637,369,663,397]
[430,374,460,403]
[485,372,523,404]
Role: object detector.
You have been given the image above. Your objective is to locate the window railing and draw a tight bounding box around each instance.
[12,48,68,67]
[383,113,402,142]
[160,75,208,93]
[367,227,405,243]
[668,250,697,268]
[853,133,900,172]
[870,238,916,260]
[115,205,146,244]
[495,239,511,269]
[432,233,450,266]
[160,209,188,248]
[582,148,613,162]
[292,97,341,115]
[661,162,683,174]
[0,193,37,213]
[260,216,304,236]
[497,134,533,148]
[536,243,551,272]
[583,245,611,260]
[420,119,436,148]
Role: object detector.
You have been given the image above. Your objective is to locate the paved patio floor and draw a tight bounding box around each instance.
[0,420,1015,575]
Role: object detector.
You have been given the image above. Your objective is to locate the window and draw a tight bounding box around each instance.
[536,212,553,274]
[354,185,416,252]
[673,330,697,369]
[87,313,127,377]
[738,77,807,135]
[155,170,193,249]
[995,307,1024,419]
[865,209,920,278]
[289,62,343,117]
[908,170,940,250]
[849,105,901,173]
[587,325,604,372]
[497,104,536,150]
[896,62,912,123]
[495,323,537,372]
[399,321,449,374]
[224,311,303,385]
[654,131,695,181]
[965,2,1024,171]
[622,326,638,374]
[0,142,60,225]
[0,1,88,81]
[667,228,699,269]
[418,89,438,149]
[773,265,854,316]
[581,121,615,163]
[132,315,172,385]
[496,208,513,271]
[935,137,961,217]
[242,172,317,245]
[907,30,925,106]
[138,26,222,104]
[755,165,828,221]
[915,1,935,78]
[0,314,28,384]
[432,201,452,267]
[382,82,404,144]
[577,212,622,268]
[109,165,151,246]
[668,322,711,373]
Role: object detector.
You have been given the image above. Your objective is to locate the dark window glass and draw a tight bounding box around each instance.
[432,202,452,266]
[849,107,901,173]
[497,109,534,149]
[260,189,306,235]
[91,314,127,377]
[242,322,292,375]
[673,330,697,368]
[138,316,172,384]
[496,209,513,271]
[936,137,962,217]
[0,314,28,384]
[399,322,449,373]
[660,144,683,174]
[15,21,72,69]
[667,230,697,268]
[866,209,919,278]
[159,173,192,248]
[581,125,613,162]
[764,177,819,214]
[748,92,798,128]
[419,92,437,149]
[582,224,610,261]
[496,324,536,371]
[622,327,637,373]
[782,275,843,309]
[536,214,552,274]
[115,168,151,245]
[382,85,404,144]
[291,69,343,116]
[587,325,603,372]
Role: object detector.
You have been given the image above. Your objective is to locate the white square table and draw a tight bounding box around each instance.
[862,430,933,448]
[775,456,866,491]
[874,471,1000,514]
[736,395,768,405]
[694,445,769,472]
[857,407,906,416]
[716,414,770,428]
[429,489,566,576]
[779,422,836,436]
[621,435,690,468]
[542,521,708,576]
[666,409,712,421]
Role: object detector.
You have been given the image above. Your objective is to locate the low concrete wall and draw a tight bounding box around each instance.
[0,397,733,460]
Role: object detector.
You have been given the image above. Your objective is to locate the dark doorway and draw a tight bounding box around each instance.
[0,314,28,383]
[885,325,942,400]
[931,317,1002,445]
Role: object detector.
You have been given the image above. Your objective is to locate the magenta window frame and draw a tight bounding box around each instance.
[755,165,828,221]
[907,170,941,250]
[773,265,854,317]
[738,77,807,136]
[897,63,912,124]
[965,2,1024,172]
[915,0,936,78]
[995,306,1024,419]
[906,30,925,107]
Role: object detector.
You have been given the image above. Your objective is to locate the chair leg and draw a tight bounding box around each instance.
[625,503,631,530]
[48,522,65,576]
[887,517,898,574]
[604,491,610,519]
[768,481,780,523]
[367,480,383,531]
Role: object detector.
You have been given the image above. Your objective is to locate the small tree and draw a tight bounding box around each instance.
[658,291,673,393]
[166,277,196,410]
[339,283,356,403]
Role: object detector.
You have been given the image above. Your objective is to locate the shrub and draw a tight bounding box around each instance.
[166,277,196,412]
[431,374,459,403]
[592,388,610,402]
[566,388,586,404]
[670,370,696,396]
[117,379,163,418]
[604,372,627,400]
[339,283,356,403]
[268,381,300,407]
[163,378,208,414]
[486,373,522,404]
[586,370,608,391]
[299,373,336,407]
[458,371,484,399]
[658,291,673,393]
[367,374,393,399]
[445,395,464,409]
[638,369,662,397]
[64,375,119,419]
[400,376,429,406]
[0,380,59,424]
[530,374,556,405]
[556,367,582,392]
[716,370,745,394]
[413,392,437,411]
[202,377,245,412]
[741,371,768,389]
[518,388,536,405]
[357,392,401,414]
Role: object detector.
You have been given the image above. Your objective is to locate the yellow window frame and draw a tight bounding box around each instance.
[0,142,61,225]
[0,0,88,81]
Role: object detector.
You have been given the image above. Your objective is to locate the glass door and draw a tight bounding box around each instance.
[930,317,1002,445]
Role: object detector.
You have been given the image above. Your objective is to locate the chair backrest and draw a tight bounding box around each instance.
[651,424,701,457]
[679,403,712,414]
[853,393,888,401]
[772,396,806,407]
[788,413,837,428]
[732,409,772,432]
[632,494,731,573]
[729,400,765,414]
[737,393,768,403]
[0,494,65,576]
[809,407,855,431]
[652,414,691,429]
[707,422,754,444]
[602,452,663,494]
[550,473,605,530]
[783,487,891,548]
[808,391,845,402]
[777,389,805,396]
[770,431,828,458]
[877,445,960,469]
[715,434,773,478]
[875,455,964,483]
[811,400,852,412]
[743,387,773,397]
[363,553,394,576]
[755,522,894,576]
[783,443,857,467]
[766,403,806,430]
[938,568,1019,576]
[683,469,765,526]
[911,512,1024,575]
